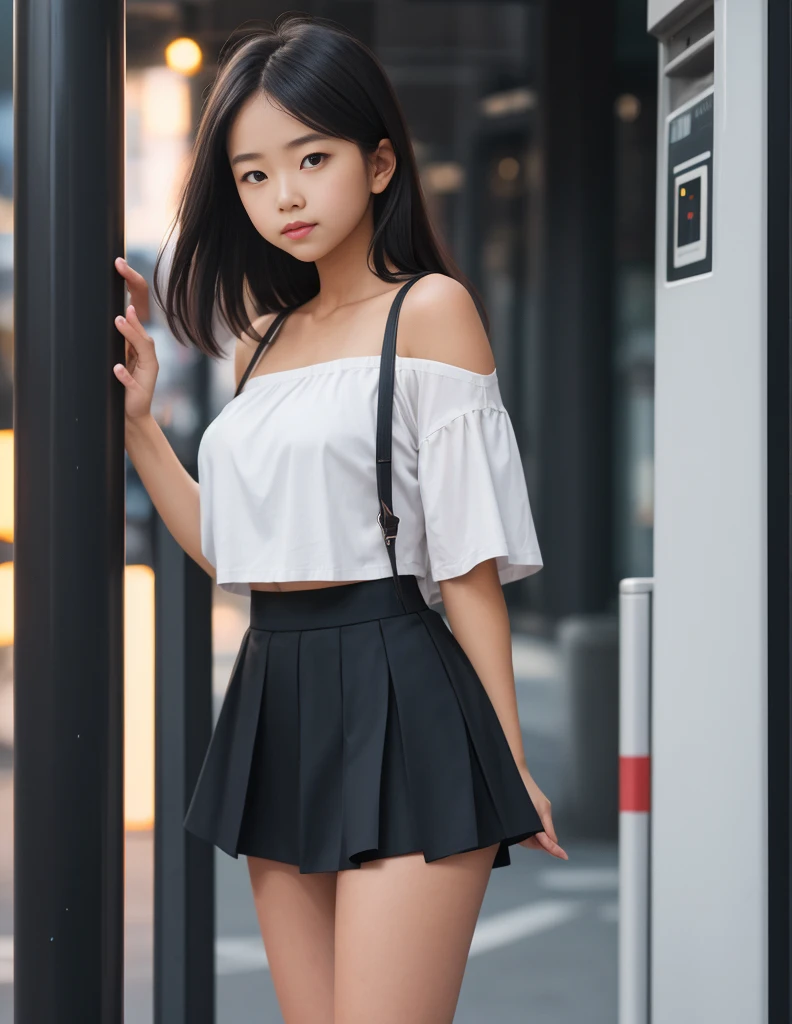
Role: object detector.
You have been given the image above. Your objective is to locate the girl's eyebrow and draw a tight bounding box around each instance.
[230,132,334,167]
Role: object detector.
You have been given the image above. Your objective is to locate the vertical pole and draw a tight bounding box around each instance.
[767,0,791,1016]
[537,0,617,617]
[13,0,126,1020]
[619,577,653,1024]
[153,17,215,1014]
[154,516,215,1024]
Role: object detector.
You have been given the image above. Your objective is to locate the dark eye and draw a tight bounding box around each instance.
[301,152,328,169]
[241,170,267,184]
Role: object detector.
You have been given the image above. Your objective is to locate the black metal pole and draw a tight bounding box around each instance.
[767,0,791,1016]
[13,0,126,1020]
[537,0,617,617]
[152,47,216,1012]
[153,507,215,1024]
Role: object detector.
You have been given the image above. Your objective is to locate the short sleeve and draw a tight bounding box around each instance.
[416,369,543,592]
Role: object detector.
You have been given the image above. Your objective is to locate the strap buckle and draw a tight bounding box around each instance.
[377,503,400,545]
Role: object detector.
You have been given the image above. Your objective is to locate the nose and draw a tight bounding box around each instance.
[276,173,305,212]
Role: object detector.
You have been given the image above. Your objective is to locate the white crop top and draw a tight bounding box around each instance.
[197,327,543,608]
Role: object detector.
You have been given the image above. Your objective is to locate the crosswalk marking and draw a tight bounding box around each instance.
[538,867,619,891]
[468,900,581,956]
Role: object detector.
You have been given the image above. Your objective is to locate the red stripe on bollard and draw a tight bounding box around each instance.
[620,755,651,812]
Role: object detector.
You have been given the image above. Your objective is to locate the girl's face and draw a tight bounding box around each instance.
[226,91,395,262]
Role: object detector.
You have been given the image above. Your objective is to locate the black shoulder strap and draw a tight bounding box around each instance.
[376,271,434,607]
[234,309,293,398]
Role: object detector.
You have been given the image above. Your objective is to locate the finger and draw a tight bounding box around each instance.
[114,256,147,289]
[115,313,141,344]
[535,832,568,859]
[115,312,153,358]
[521,831,568,860]
[115,323,141,376]
[125,304,153,340]
[114,256,138,288]
[113,361,138,387]
[115,258,151,319]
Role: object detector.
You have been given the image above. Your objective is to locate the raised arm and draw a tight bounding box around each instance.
[114,300,214,576]
[113,265,275,579]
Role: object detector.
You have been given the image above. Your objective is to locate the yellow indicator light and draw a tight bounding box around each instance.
[165,37,203,76]
[680,187,686,196]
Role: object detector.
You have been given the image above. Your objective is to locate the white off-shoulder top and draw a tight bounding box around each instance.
[197,353,543,607]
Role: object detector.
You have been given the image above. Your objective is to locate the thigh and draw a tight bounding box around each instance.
[333,844,499,1024]
[246,855,338,1024]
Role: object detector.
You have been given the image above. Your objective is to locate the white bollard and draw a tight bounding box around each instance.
[618,578,654,1024]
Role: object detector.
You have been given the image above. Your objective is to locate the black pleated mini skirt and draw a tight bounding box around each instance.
[183,574,544,873]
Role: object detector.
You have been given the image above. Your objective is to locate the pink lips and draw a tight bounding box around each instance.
[282,223,316,239]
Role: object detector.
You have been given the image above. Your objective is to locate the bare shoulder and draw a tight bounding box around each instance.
[233,311,279,390]
[398,273,495,375]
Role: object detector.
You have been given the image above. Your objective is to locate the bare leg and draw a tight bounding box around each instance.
[333,844,499,1024]
[246,855,338,1024]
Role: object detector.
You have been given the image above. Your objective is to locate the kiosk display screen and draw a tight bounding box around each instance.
[666,87,714,282]
[676,178,701,246]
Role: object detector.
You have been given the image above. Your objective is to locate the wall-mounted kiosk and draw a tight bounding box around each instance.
[644,2,786,1024]
[659,5,715,283]
[666,86,713,280]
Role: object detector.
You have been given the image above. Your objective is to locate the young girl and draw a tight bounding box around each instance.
[114,13,567,1023]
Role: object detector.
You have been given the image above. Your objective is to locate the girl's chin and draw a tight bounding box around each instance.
[268,238,324,261]
[284,250,321,263]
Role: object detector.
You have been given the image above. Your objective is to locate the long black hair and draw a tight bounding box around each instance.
[152,12,488,357]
